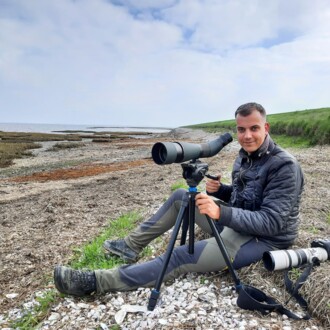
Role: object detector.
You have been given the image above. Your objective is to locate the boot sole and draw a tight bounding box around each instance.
[54,266,68,294]
[103,245,137,263]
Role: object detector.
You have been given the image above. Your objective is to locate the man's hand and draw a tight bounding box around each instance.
[206,174,221,194]
[195,193,221,220]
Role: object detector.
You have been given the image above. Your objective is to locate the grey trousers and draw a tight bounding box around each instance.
[95,189,270,294]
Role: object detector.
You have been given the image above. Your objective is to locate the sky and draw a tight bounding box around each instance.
[1,0,330,128]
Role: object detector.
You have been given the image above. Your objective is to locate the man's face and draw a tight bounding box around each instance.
[236,109,270,153]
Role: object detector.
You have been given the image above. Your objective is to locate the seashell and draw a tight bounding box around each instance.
[5,293,18,299]
[114,304,147,324]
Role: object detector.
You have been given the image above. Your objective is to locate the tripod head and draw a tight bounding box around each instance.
[181,159,209,188]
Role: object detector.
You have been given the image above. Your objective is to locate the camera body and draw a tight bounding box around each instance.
[263,238,330,271]
[311,238,330,258]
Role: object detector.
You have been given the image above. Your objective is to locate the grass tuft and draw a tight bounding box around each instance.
[10,290,56,330]
[170,179,188,191]
[70,211,147,270]
[0,142,41,167]
[48,142,85,151]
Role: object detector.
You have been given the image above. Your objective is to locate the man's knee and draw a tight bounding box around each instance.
[171,188,186,201]
[170,188,187,210]
[232,238,271,269]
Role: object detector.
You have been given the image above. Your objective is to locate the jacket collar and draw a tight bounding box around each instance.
[239,134,275,160]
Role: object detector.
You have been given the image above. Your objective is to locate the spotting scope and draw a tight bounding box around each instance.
[151,132,233,165]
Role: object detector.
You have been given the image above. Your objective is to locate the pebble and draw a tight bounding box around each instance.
[0,274,325,329]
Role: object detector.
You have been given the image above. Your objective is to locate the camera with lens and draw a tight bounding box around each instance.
[263,238,330,271]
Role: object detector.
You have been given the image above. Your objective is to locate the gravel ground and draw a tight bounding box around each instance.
[0,129,329,329]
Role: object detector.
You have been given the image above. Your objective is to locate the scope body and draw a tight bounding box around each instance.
[151,132,233,165]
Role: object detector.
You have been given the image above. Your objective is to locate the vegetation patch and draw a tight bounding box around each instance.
[170,179,189,191]
[9,290,57,330]
[48,142,86,151]
[70,211,148,270]
[185,107,330,146]
[0,142,41,167]
[0,131,137,168]
[0,131,81,143]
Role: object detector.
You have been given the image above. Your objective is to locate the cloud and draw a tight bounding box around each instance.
[0,0,330,127]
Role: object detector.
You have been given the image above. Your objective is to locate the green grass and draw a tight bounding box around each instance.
[170,179,189,191]
[308,225,320,235]
[170,179,206,193]
[288,268,302,282]
[10,290,57,330]
[184,107,330,146]
[269,108,330,145]
[70,211,151,270]
[271,135,311,149]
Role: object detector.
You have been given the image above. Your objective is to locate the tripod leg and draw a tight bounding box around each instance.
[180,203,189,246]
[181,190,197,253]
[188,191,197,254]
[148,194,189,311]
[206,215,241,288]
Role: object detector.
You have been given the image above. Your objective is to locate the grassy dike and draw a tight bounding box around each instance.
[184,107,330,146]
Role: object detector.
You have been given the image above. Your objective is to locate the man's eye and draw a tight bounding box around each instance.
[237,128,245,133]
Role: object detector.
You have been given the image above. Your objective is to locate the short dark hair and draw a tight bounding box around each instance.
[235,102,266,119]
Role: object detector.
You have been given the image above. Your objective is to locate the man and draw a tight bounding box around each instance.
[54,102,304,296]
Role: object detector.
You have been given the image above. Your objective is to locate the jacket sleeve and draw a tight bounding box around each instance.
[207,183,233,203]
[219,157,303,237]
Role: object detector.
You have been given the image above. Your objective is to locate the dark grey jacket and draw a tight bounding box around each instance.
[212,135,304,249]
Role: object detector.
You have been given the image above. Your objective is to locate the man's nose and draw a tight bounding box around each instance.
[244,129,252,138]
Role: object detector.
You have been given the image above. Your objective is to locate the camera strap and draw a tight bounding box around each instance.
[236,282,311,320]
[208,217,320,320]
[236,260,319,320]
[283,259,320,319]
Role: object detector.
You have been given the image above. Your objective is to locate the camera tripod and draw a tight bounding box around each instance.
[147,159,241,311]
[147,159,314,320]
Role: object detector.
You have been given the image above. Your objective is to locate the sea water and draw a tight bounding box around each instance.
[0,122,172,134]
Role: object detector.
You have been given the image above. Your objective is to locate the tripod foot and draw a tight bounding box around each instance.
[147,289,160,311]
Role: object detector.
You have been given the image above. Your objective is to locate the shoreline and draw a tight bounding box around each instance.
[0,122,173,135]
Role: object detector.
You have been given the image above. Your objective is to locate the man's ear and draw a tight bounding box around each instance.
[265,122,270,134]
